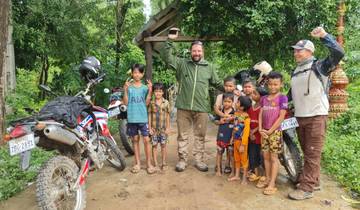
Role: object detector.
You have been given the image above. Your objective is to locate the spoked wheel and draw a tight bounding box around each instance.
[100,136,126,171]
[281,129,303,183]
[36,156,86,210]
[119,119,134,155]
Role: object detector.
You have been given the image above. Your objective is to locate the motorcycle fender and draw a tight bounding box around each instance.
[19,150,31,171]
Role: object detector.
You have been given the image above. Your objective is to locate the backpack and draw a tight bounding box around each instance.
[291,60,331,98]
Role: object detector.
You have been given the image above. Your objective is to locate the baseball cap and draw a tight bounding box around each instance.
[291,40,315,53]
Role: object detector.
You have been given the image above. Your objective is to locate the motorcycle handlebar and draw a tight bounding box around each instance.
[88,73,106,87]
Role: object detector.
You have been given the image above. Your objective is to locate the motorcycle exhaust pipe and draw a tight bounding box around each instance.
[119,104,127,112]
[43,125,77,145]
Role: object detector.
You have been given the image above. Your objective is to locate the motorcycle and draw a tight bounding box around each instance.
[4,74,126,210]
[105,87,134,155]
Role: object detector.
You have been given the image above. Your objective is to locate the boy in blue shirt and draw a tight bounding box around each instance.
[123,64,156,174]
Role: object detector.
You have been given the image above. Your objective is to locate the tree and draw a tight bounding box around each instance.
[12,0,102,99]
[115,0,131,71]
[180,0,339,71]
[0,0,10,141]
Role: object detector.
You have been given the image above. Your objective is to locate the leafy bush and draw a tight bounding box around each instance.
[322,80,360,195]
[5,69,47,122]
[0,147,54,201]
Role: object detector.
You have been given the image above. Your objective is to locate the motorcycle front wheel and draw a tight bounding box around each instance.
[281,129,303,183]
[36,156,86,210]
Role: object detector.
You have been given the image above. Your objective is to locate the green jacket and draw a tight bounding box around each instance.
[161,41,222,113]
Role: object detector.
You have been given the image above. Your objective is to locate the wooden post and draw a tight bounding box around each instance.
[328,0,349,118]
[142,31,153,81]
[0,0,10,142]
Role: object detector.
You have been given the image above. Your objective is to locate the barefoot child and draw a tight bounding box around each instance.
[123,64,156,174]
[214,76,239,174]
[228,96,252,184]
[247,87,266,182]
[148,83,171,171]
[257,71,288,195]
[214,93,235,176]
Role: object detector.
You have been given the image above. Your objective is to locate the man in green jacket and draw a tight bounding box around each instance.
[160,29,222,172]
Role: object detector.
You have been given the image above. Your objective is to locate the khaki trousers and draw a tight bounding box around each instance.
[176,109,208,163]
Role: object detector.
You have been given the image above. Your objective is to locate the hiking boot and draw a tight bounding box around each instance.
[175,161,187,172]
[296,183,321,191]
[288,189,314,200]
[195,161,208,172]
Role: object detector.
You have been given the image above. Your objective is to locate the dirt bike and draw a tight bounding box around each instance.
[4,74,126,210]
[105,87,134,155]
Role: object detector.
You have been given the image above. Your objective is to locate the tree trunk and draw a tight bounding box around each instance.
[115,0,130,72]
[0,0,10,142]
[5,0,16,93]
[38,55,49,100]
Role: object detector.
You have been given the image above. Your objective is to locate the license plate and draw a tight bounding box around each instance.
[8,133,36,156]
[281,117,299,131]
[108,107,120,118]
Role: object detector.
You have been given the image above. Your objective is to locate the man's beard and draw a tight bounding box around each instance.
[191,55,202,62]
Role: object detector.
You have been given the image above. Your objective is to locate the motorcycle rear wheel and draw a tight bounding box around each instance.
[119,119,134,155]
[101,136,126,171]
[281,129,303,183]
[36,155,86,210]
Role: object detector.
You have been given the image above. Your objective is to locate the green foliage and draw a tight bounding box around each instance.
[5,69,47,121]
[344,2,360,81]
[180,0,338,71]
[0,147,54,201]
[322,80,360,195]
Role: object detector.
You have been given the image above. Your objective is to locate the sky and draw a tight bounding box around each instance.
[143,0,151,21]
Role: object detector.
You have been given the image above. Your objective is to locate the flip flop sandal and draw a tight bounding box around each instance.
[259,176,266,182]
[263,187,277,195]
[256,179,268,188]
[146,167,157,174]
[248,174,260,182]
[224,166,232,174]
[131,165,141,174]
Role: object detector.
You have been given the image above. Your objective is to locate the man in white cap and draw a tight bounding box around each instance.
[288,27,345,200]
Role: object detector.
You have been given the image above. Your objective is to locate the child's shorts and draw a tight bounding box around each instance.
[151,133,167,145]
[126,123,149,137]
[261,130,283,154]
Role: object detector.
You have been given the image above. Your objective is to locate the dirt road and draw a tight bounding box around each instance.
[0,123,353,210]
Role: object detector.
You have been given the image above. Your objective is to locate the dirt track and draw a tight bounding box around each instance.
[0,123,353,210]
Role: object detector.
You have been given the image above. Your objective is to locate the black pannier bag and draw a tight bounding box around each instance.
[39,96,92,128]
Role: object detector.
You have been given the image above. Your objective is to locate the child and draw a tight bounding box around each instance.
[214,93,235,176]
[247,87,267,182]
[123,63,156,174]
[214,76,239,174]
[242,79,255,97]
[148,83,171,171]
[257,71,288,195]
[228,96,252,185]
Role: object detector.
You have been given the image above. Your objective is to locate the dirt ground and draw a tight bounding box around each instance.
[0,122,354,210]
